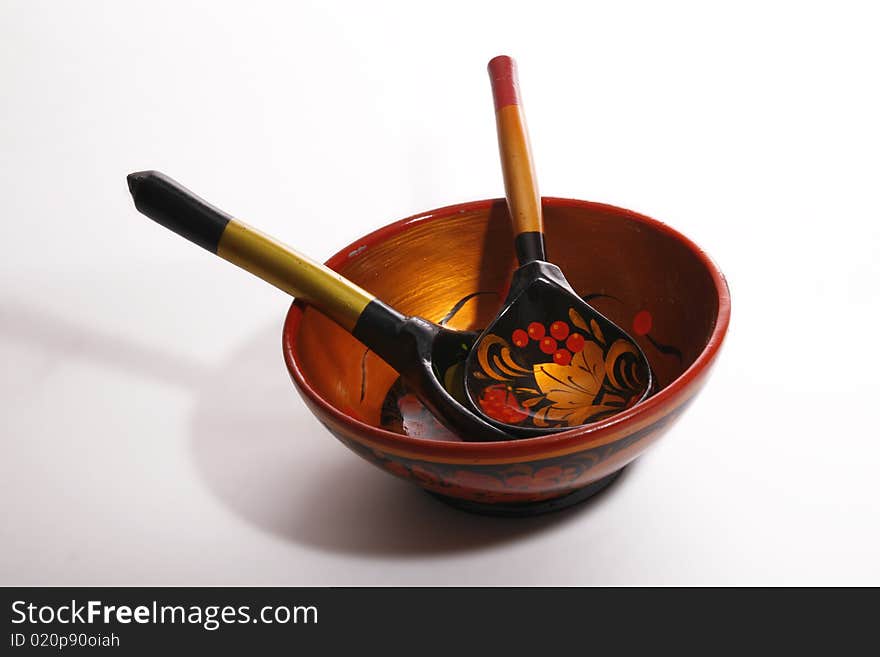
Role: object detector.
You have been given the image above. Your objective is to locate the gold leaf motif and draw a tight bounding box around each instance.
[568,307,588,331]
[476,334,531,381]
[501,344,531,375]
[532,406,552,427]
[532,342,615,426]
[605,339,643,391]
[492,354,523,378]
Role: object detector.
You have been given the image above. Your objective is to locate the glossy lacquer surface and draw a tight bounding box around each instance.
[283,198,730,509]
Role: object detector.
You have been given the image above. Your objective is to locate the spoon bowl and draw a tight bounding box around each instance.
[464,260,653,435]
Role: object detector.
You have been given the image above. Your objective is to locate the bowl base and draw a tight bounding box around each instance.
[426,468,623,517]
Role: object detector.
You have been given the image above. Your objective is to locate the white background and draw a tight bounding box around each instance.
[2,1,878,585]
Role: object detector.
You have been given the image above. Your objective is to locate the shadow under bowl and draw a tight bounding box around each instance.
[283,198,730,515]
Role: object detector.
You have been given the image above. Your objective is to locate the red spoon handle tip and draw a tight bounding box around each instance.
[488,55,520,110]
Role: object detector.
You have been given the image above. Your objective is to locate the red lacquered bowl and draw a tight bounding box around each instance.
[283,198,730,516]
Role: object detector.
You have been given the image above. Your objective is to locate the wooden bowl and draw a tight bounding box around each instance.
[283,198,730,516]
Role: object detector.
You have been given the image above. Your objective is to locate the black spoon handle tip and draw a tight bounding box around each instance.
[127,170,231,253]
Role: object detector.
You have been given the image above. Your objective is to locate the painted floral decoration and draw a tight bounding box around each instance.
[471,307,648,429]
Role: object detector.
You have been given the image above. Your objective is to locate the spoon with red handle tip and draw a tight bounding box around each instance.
[462,56,653,437]
[126,170,514,442]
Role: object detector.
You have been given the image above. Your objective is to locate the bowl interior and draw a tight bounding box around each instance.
[293,199,720,437]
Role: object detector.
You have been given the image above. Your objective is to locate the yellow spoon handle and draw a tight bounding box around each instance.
[488,55,545,264]
[217,220,372,331]
[127,170,374,332]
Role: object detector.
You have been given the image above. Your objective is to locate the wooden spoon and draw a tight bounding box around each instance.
[127,170,514,441]
[463,56,653,437]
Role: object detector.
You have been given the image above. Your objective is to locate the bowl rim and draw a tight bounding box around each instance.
[282,196,730,462]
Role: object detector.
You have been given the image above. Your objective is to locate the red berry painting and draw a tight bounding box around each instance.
[527,322,545,340]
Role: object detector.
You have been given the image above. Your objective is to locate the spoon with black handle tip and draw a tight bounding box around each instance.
[462,56,653,437]
[126,170,514,442]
